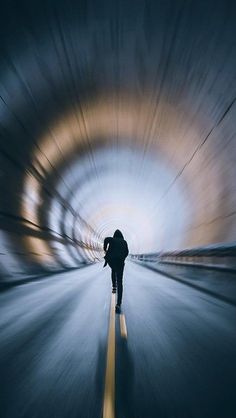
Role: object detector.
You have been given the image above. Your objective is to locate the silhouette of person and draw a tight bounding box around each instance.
[103,230,129,313]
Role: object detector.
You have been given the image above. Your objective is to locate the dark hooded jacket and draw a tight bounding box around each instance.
[103,230,129,267]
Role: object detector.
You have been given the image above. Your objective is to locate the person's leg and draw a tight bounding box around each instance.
[116,263,124,306]
[111,268,117,292]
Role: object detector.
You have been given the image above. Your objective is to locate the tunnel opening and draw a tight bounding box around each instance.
[22,139,192,270]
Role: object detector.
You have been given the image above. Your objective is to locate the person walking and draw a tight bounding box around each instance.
[103,230,129,313]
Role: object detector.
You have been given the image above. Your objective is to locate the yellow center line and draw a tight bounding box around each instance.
[120,313,128,339]
[103,293,116,418]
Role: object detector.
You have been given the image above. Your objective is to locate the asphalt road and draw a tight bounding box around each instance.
[0,261,236,418]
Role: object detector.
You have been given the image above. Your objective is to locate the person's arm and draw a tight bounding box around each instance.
[103,237,112,252]
[103,237,111,267]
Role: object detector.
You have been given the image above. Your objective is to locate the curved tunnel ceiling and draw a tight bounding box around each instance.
[0,0,236,273]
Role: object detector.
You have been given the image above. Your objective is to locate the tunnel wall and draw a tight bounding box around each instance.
[131,243,236,272]
[0,1,236,279]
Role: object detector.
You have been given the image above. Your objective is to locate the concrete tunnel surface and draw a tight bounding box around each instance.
[0,1,236,418]
[0,0,235,275]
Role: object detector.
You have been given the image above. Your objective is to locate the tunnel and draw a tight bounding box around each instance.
[0,1,236,417]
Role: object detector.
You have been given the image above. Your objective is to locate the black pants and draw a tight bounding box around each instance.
[111,261,124,305]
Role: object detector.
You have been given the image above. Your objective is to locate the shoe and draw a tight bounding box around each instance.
[112,287,117,293]
[115,304,121,313]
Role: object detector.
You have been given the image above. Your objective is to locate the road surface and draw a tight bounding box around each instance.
[0,261,236,418]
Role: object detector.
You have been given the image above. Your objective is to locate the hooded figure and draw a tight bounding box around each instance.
[103,230,129,312]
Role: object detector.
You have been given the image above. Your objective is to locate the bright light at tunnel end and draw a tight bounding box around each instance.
[22,119,191,268]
